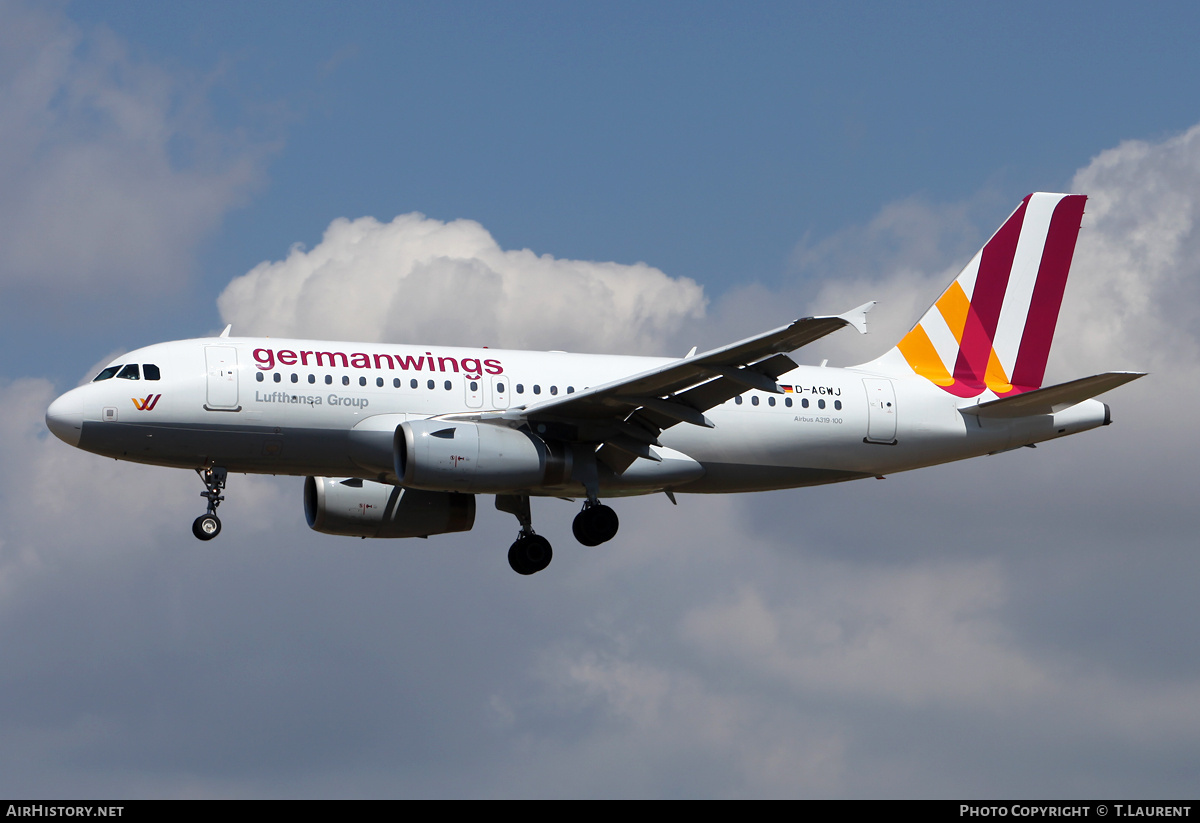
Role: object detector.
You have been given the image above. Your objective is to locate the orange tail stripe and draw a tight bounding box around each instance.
[935,280,972,344]
[898,325,955,386]
[983,347,1013,394]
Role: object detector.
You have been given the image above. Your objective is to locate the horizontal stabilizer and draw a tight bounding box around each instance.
[961,371,1145,418]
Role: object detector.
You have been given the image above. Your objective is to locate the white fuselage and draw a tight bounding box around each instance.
[46,335,1109,497]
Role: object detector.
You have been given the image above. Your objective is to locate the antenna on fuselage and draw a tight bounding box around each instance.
[219,324,232,338]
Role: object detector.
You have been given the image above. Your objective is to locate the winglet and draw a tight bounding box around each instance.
[838,302,875,335]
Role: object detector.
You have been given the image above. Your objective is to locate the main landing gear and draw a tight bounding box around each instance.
[192,466,227,541]
[572,501,619,547]
[496,494,551,575]
[496,494,622,575]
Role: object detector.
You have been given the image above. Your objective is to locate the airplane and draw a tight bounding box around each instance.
[45,193,1143,575]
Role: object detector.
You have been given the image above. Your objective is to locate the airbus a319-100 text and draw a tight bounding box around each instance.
[46,193,1142,574]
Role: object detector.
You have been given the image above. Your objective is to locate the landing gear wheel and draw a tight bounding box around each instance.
[572,504,619,546]
[508,534,553,575]
[193,466,228,541]
[192,514,221,541]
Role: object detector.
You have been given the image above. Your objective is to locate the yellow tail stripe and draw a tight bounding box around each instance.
[984,347,1013,394]
[936,280,971,344]
[897,324,955,386]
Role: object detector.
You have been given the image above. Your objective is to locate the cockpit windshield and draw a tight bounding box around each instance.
[92,363,161,382]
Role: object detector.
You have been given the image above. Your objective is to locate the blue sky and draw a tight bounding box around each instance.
[3,0,1200,798]
[25,0,1200,369]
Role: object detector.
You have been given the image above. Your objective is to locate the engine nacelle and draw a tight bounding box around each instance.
[304,476,475,538]
[395,419,572,493]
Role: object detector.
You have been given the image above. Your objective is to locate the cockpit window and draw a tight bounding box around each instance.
[116,364,140,380]
[93,366,121,382]
[143,364,161,381]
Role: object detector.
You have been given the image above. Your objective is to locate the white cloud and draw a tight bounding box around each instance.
[217,213,707,354]
[1058,123,1200,376]
[680,567,1048,708]
[0,2,261,295]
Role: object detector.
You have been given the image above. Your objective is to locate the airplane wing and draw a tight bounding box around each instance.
[475,302,874,470]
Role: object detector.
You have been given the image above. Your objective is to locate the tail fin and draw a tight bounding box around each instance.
[871,193,1087,398]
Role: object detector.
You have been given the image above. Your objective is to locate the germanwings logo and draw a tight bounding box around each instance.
[896,193,1086,399]
[132,395,162,411]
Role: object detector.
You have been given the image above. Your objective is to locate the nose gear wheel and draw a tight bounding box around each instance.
[193,467,227,542]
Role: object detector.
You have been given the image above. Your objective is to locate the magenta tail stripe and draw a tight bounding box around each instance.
[952,196,1030,386]
[1010,195,1087,390]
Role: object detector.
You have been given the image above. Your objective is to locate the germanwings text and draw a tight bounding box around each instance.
[252,348,503,378]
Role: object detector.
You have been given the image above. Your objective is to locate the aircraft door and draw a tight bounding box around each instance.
[465,376,485,408]
[863,378,897,444]
[205,346,241,411]
[491,375,510,409]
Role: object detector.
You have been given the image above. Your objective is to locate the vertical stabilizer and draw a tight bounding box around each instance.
[868,193,1086,398]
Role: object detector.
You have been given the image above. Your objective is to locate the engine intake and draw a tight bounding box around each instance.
[395,419,572,493]
[304,476,475,538]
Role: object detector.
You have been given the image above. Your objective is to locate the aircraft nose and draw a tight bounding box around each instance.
[46,389,84,447]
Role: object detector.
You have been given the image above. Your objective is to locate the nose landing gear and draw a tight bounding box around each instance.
[192,466,227,541]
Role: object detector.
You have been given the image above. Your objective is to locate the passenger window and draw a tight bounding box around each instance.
[410,379,418,389]
[291,373,298,383]
[834,400,842,410]
[516,384,524,394]
[818,399,826,409]
[93,366,121,382]
[359,377,367,387]
[117,364,140,380]
[735,396,743,405]
[801,398,809,408]
[393,378,401,388]
[143,364,161,380]
[309,374,316,384]
[768,396,775,407]
[255,372,264,383]
[325,375,333,385]
[470,380,479,391]
[496,383,506,393]
[785,397,792,408]
[567,386,574,394]
[342,376,350,386]
[427,380,435,390]
[751,395,759,406]
[377,377,384,388]
[273,373,281,383]
[444,380,451,390]
[533,385,541,395]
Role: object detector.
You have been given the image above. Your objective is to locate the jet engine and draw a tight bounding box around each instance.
[304,476,475,538]
[395,419,572,493]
